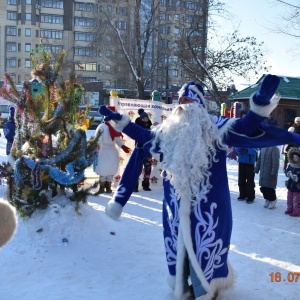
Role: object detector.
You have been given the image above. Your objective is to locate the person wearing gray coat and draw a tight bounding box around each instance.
[255,146,280,209]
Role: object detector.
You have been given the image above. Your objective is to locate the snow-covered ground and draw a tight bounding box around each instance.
[0,131,299,300]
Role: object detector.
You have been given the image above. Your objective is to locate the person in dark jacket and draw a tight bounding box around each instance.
[3,106,16,155]
[236,147,257,203]
[134,109,152,191]
[255,146,280,209]
[235,112,257,204]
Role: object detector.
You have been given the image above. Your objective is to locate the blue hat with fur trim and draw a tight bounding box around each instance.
[9,106,15,119]
[178,82,206,107]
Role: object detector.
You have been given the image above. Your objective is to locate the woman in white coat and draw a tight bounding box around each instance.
[95,106,130,194]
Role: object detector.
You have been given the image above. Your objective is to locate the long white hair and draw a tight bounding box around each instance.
[151,103,227,205]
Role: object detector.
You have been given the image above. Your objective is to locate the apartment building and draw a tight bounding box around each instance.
[0,0,208,95]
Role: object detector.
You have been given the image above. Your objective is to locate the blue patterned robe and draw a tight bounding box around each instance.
[109,110,300,299]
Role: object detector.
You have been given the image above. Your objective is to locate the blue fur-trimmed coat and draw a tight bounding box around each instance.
[107,108,300,299]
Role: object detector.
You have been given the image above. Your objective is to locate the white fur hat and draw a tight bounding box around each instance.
[294,117,300,122]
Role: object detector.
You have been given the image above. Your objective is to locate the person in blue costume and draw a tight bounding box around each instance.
[99,75,300,300]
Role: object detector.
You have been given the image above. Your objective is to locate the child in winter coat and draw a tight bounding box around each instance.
[255,146,280,209]
[285,148,300,216]
[282,127,298,172]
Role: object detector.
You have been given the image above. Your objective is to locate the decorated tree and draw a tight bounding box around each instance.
[0,43,100,217]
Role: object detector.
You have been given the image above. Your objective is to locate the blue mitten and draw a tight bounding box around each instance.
[252,74,280,106]
[99,105,122,121]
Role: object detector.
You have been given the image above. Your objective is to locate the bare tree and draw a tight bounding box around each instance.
[93,0,163,99]
[271,1,300,45]
[177,0,270,107]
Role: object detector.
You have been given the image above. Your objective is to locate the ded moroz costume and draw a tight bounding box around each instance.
[99,75,300,299]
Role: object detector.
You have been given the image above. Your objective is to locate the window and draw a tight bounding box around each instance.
[6,42,17,52]
[7,58,16,68]
[25,28,31,36]
[41,0,63,9]
[36,30,39,37]
[186,15,193,23]
[18,43,21,51]
[74,31,94,41]
[40,29,63,39]
[107,5,112,13]
[186,2,196,10]
[44,44,63,53]
[118,51,125,58]
[18,28,21,36]
[117,21,127,30]
[160,0,166,6]
[7,11,17,20]
[160,12,166,20]
[75,62,97,71]
[98,65,102,72]
[105,65,111,71]
[174,27,180,34]
[25,59,31,68]
[75,2,97,12]
[173,69,178,77]
[26,0,32,4]
[18,59,21,67]
[159,25,166,34]
[25,43,31,52]
[77,76,97,82]
[26,13,32,21]
[119,7,127,16]
[41,14,63,24]
[74,17,96,27]
[74,47,96,57]
[6,26,17,36]
[106,50,112,57]
[7,0,17,5]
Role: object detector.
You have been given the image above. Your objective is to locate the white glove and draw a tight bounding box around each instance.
[292,174,298,182]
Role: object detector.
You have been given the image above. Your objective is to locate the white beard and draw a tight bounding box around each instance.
[151,103,227,204]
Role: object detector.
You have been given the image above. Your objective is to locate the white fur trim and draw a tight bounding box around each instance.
[196,260,234,300]
[217,118,237,139]
[174,228,187,299]
[0,200,17,248]
[113,113,131,132]
[167,274,176,290]
[250,93,280,117]
[174,193,212,299]
[105,200,123,220]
